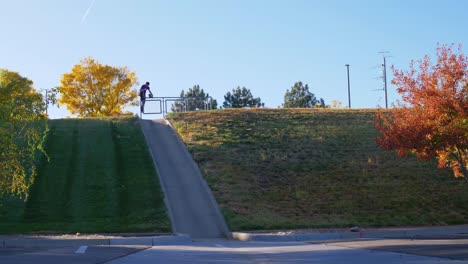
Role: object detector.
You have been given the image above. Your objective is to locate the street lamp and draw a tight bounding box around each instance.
[345,64,351,108]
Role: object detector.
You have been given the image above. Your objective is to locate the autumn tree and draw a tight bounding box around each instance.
[0,69,47,200]
[58,57,138,117]
[375,44,468,179]
[283,81,325,108]
[223,86,264,108]
[171,85,218,112]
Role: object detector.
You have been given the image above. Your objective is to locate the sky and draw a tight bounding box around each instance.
[1,0,467,119]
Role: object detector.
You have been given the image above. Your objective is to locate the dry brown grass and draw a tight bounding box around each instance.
[168,108,468,231]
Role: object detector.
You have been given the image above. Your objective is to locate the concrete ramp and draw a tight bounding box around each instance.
[140,119,230,239]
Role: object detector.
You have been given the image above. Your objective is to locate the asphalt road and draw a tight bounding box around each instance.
[0,245,148,264]
[3,239,468,263]
[107,239,468,264]
[328,239,468,262]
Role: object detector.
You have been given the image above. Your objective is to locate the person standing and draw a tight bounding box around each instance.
[139,81,153,113]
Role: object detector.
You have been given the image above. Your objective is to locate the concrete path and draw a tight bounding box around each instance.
[233,224,468,243]
[0,234,191,248]
[140,119,229,239]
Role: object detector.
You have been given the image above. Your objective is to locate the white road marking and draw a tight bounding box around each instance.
[75,246,88,254]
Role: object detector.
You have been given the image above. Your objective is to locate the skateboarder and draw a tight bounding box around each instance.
[139,82,153,113]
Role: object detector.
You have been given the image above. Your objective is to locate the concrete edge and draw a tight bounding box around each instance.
[1,238,110,248]
[164,118,233,240]
[139,119,177,235]
[110,234,192,246]
[0,234,192,248]
[231,225,468,243]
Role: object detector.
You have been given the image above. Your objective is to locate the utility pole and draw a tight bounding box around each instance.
[383,56,388,109]
[379,52,391,109]
[345,64,351,108]
[45,89,49,115]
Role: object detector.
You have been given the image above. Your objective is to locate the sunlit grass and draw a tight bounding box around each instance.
[0,116,170,234]
[169,108,468,231]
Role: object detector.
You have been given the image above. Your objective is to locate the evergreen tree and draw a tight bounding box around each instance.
[172,85,217,112]
[283,81,325,108]
[223,86,264,108]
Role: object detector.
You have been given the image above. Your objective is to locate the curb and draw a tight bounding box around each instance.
[110,234,192,246]
[0,234,192,248]
[232,232,364,242]
[232,225,468,243]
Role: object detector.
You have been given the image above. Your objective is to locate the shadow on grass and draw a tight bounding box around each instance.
[0,117,170,234]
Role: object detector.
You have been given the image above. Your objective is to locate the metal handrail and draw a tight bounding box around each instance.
[140,96,214,117]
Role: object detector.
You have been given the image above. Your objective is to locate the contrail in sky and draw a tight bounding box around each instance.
[81,0,96,24]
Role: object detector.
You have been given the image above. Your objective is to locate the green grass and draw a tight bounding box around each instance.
[0,116,170,234]
[168,108,468,231]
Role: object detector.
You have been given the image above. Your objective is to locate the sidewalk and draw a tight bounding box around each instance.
[232,225,468,242]
[140,119,230,239]
[3,225,468,247]
[0,234,191,248]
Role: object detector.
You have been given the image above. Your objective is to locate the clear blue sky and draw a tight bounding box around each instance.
[1,0,467,118]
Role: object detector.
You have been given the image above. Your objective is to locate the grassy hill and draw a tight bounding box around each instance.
[0,116,170,234]
[168,108,468,231]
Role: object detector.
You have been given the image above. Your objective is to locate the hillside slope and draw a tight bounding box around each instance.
[0,116,169,234]
[168,109,468,231]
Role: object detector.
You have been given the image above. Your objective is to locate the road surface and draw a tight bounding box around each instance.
[108,239,468,264]
[3,239,468,263]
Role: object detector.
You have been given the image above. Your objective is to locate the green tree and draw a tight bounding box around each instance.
[283,81,325,108]
[0,69,47,200]
[58,57,138,117]
[171,85,218,112]
[223,86,264,108]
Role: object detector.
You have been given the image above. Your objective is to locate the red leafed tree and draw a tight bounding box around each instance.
[375,44,468,179]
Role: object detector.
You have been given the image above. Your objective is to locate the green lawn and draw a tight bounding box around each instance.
[0,116,170,234]
[168,108,468,231]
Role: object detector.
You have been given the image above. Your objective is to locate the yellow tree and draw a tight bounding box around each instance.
[58,57,138,117]
[0,69,47,199]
